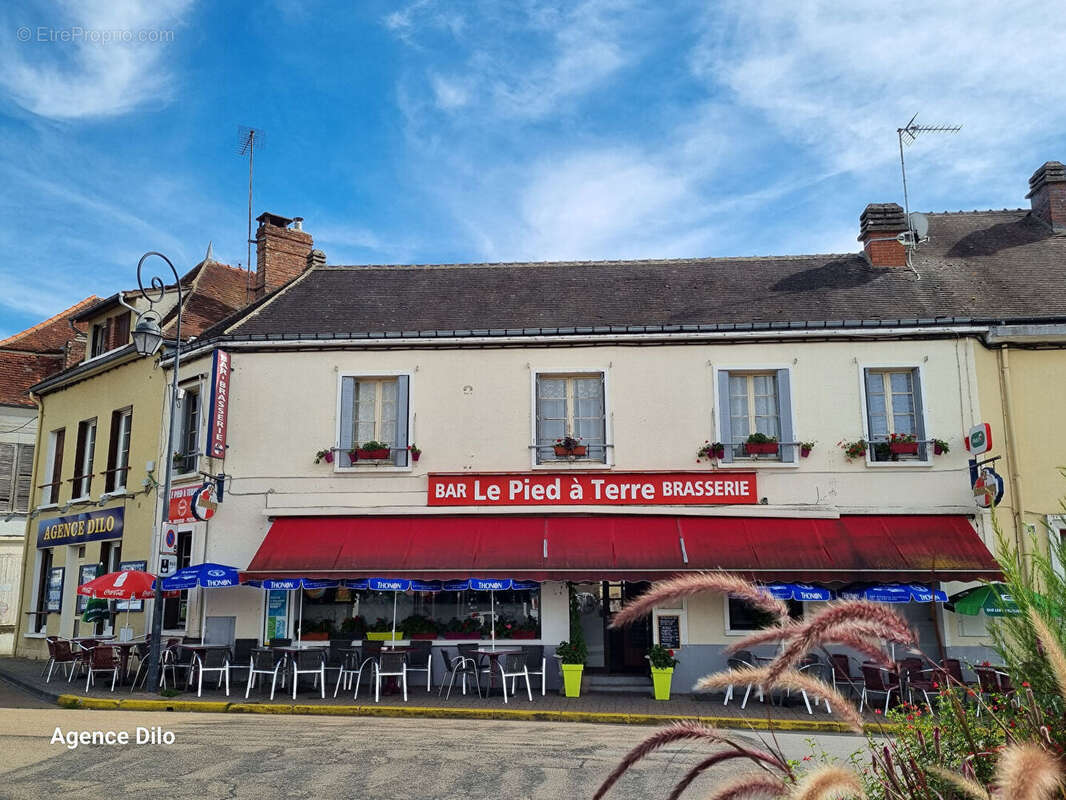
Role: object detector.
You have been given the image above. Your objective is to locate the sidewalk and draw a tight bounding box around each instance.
[0,656,889,733]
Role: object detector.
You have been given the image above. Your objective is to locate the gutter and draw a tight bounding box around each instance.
[997,346,1029,567]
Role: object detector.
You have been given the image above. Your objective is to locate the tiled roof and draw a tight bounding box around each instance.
[161,259,253,338]
[208,210,1066,340]
[0,296,97,351]
[0,351,65,407]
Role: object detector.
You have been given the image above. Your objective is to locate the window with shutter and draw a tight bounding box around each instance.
[717,369,795,462]
[863,368,927,461]
[14,443,33,512]
[42,429,64,505]
[105,408,133,492]
[73,419,97,498]
[111,312,131,349]
[0,444,14,512]
[337,375,411,467]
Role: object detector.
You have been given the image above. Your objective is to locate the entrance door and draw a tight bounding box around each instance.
[604,581,652,674]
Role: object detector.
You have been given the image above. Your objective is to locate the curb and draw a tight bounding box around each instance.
[52,693,895,734]
[0,669,63,705]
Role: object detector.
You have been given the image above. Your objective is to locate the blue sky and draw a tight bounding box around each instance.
[1,0,1064,338]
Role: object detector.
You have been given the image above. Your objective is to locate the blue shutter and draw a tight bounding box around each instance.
[716,371,733,463]
[393,375,410,467]
[339,377,355,467]
[912,368,927,460]
[776,369,795,463]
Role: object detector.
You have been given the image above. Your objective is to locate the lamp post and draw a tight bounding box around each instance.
[132,251,183,694]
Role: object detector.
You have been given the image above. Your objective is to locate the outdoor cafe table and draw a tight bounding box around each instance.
[180,643,233,688]
[111,638,147,684]
[475,647,522,694]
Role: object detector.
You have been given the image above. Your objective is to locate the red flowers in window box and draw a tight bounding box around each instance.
[554,436,586,457]
[744,434,779,455]
[888,433,918,455]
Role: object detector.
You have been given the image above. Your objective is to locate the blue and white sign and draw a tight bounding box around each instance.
[844,583,947,603]
[442,580,470,591]
[468,578,512,591]
[764,583,831,602]
[161,562,240,590]
[510,580,541,591]
[368,577,411,592]
[343,579,369,590]
[248,578,339,591]
[410,580,443,592]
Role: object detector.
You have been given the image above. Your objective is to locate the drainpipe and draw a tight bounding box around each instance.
[13,391,47,652]
[997,346,1027,574]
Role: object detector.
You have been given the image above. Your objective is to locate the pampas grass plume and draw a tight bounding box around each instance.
[610,572,789,629]
[995,743,1063,800]
[792,765,865,800]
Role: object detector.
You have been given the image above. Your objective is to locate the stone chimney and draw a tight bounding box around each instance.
[1026,161,1066,232]
[858,203,908,267]
[254,212,313,298]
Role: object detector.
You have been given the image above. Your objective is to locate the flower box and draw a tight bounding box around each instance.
[409,632,437,640]
[443,632,478,640]
[554,445,587,457]
[411,452,421,462]
[301,632,329,641]
[800,446,812,458]
[745,442,779,455]
[355,448,390,460]
[365,631,404,641]
[889,442,919,455]
[509,631,537,639]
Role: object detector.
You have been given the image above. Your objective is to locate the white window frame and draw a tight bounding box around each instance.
[72,418,97,501]
[857,363,931,467]
[1047,516,1066,579]
[651,601,688,647]
[530,368,612,469]
[38,429,62,508]
[174,380,203,477]
[334,370,414,473]
[112,408,133,492]
[713,364,798,467]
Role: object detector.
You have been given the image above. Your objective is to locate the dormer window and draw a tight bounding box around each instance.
[88,311,132,358]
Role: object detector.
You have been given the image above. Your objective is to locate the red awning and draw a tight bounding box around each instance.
[243,514,1000,583]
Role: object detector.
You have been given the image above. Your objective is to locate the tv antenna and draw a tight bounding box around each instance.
[237,126,266,275]
[897,114,960,238]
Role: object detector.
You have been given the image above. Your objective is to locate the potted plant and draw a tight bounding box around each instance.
[351,440,391,461]
[744,433,779,455]
[302,618,332,641]
[799,441,814,458]
[648,644,679,700]
[510,616,539,639]
[837,438,868,461]
[442,616,483,639]
[407,444,422,462]
[333,615,366,641]
[888,432,918,455]
[553,435,587,457]
[365,616,404,641]
[932,437,950,455]
[401,614,438,640]
[314,447,334,464]
[556,585,588,697]
[696,441,726,462]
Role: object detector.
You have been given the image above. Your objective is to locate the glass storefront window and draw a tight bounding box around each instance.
[300,585,542,639]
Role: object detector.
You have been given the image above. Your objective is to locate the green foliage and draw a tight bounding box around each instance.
[697,441,725,461]
[400,614,438,634]
[746,432,777,444]
[647,644,678,669]
[988,505,1066,706]
[837,438,868,460]
[358,440,389,451]
[339,615,365,634]
[557,584,588,665]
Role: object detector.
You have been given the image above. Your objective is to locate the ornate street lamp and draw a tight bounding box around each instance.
[134,251,183,693]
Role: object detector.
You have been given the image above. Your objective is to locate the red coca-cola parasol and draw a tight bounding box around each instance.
[77,569,158,599]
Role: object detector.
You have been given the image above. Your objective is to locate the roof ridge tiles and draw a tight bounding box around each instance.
[0,295,99,348]
[325,253,857,271]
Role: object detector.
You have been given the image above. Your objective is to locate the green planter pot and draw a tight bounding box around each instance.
[365,631,404,641]
[651,666,674,700]
[561,663,584,698]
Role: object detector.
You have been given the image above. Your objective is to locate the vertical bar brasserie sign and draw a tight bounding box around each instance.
[206,349,231,458]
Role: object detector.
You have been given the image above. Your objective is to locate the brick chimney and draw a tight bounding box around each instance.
[254,212,313,298]
[1026,161,1066,232]
[859,203,908,267]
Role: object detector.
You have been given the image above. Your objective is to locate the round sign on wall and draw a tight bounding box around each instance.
[191,483,217,521]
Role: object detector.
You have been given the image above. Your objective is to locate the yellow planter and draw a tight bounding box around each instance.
[651,666,674,700]
[365,631,404,641]
[561,663,584,698]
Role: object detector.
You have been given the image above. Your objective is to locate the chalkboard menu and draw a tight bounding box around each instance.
[77,564,99,613]
[656,614,680,649]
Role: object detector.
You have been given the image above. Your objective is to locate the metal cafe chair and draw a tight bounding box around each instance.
[84,645,122,692]
[333,648,369,697]
[722,650,763,708]
[44,638,77,683]
[246,648,283,700]
[829,653,862,698]
[193,648,231,697]
[498,653,532,703]
[371,651,408,702]
[859,662,899,715]
[520,645,547,696]
[439,647,481,699]
[291,649,327,700]
[405,641,433,692]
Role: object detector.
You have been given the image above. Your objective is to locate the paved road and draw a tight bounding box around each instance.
[0,680,869,799]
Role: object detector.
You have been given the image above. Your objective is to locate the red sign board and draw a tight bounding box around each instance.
[168,485,200,524]
[206,349,231,459]
[427,472,758,507]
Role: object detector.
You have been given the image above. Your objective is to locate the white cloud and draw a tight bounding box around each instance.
[429,73,470,110]
[0,0,192,119]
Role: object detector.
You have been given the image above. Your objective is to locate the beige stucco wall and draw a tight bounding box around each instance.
[164,336,992,647]
[15,353,166,657]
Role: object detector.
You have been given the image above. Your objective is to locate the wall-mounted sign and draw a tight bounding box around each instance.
[161,527,178,555]
[205,349,231,459]
[966,423,993,455]
[46,567,64,612]
[37,508,124,549]
[266,590,288,642]
[427,472,758,507]
[157,555,177,577]
[973,467,1005,509]
[168,485,201,524]
[656,615,681,649]
[76,564,99,613]
[190,482,217,521]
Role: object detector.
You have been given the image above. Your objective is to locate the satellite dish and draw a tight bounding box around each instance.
[909,212,929,239]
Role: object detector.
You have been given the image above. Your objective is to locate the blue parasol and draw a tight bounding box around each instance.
[161,563,240,642]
